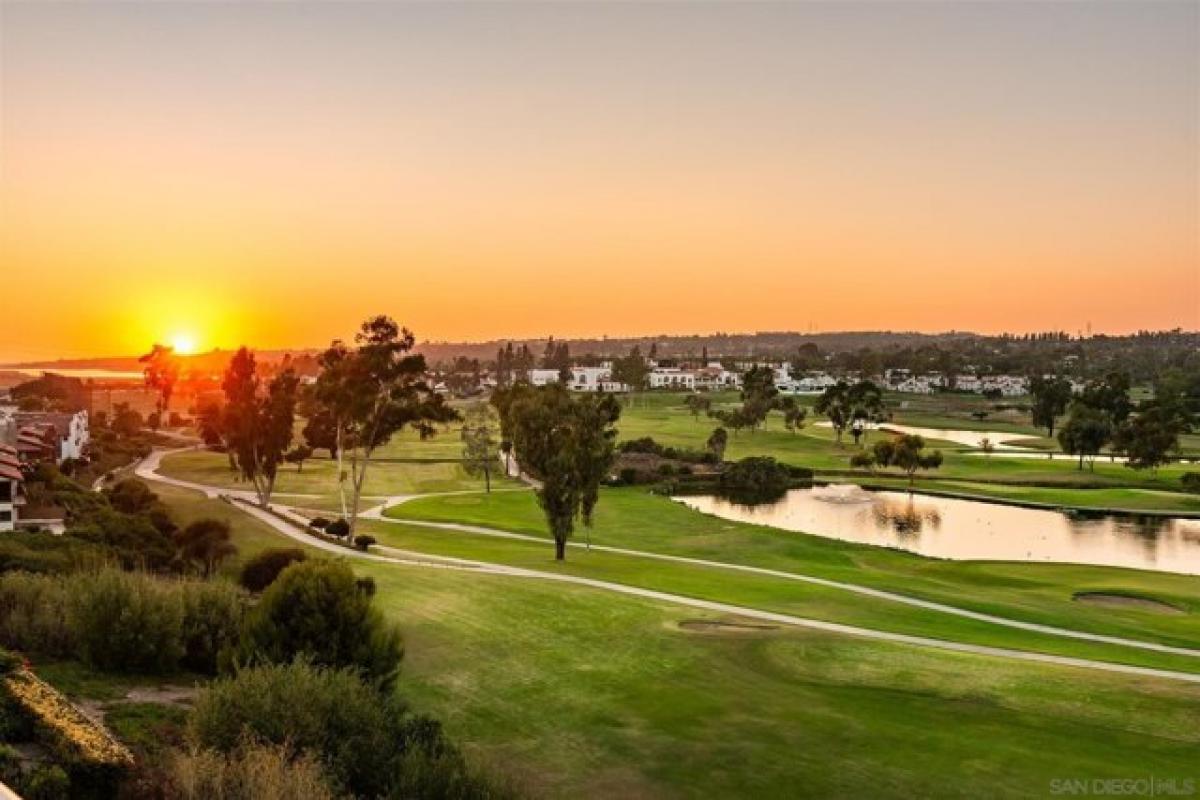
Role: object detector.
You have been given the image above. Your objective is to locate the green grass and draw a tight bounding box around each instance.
[147,482,294,572]
[156,450,516,513]
[146,472,1200,798]
[357,560,1200,799]
[857,478,1200,514]
[387,488,1200,652]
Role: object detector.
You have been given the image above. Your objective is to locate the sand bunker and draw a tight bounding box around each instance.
[1073,592,1184,615]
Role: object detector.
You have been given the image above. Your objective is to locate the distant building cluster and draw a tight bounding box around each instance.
[0,404,90,532]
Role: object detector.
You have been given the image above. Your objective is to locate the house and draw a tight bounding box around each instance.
[648,368,696,390]
[7,411,89,463]
[528,369,562,386]
[0,444,23,532]
[786,372,839,394]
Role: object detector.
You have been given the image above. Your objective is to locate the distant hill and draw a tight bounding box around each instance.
[0,349,319,375]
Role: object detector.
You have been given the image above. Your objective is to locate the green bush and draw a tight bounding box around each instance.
[234,560,402,688]
[325,519,350,539]
[68,570,184,672]
[719,456,792,504]
[0,572,74,657]
[353,535,376,551]
[18,764,71,800]
[238,548,307,593]
[179,580,248,674]
[1182,472,1200,494]
[66,508,177,571]
[188,662,405,797]
[0,532,101,576]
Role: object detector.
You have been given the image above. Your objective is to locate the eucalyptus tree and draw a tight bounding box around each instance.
[461,410,499,493]
[495,384,620,560]
[1029,375,1073,437]
[221,347,300,508]
[140,343,180,427]
[1057,404,1113,471]
[314,316,457,530]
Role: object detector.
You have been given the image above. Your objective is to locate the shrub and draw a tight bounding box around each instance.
[188,662,404,797]
[66,508,178,571]
[618,467,639,486]
[234,560,403,688]
[18,764,71,800]
[325,519,350,539]
[67,570,184,673]
[719,456,791,504]
[308,517,330,530]
[0,532,102,575]
[353,535,377,551]
[0,572,74,658]
[2,668,134,774]
[1182,473,1200,494]
[179,581,248,674]
[238,548,307,593]
[168,740,339,800]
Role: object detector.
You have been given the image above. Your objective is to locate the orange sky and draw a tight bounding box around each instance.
[0,2,1196,361]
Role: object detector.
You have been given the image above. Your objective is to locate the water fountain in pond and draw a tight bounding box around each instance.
[810,484,875,504]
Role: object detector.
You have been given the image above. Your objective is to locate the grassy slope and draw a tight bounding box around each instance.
[137,475,1200,798]
[157,450,514,511]
[360,561,1200,799]
[387,488,1200,652]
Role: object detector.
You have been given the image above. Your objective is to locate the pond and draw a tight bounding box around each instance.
[676,485,1200,575]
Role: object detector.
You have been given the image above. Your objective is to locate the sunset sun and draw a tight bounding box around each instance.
[170,333,197,355]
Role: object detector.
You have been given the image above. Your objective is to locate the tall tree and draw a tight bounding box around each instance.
[815,382,851,444]
[1029,375,1073,437]
[739,366,779,431]
[495,384,620,560]
[221,348,300,508]
[778,396,807,434]
[1078,372,1133,424]
[610,346,650,395]
[314,316,457,530]
[1113,402,1188,472]
[706,426,729,462]
[684,393,712,421]
[460,411,499,493]
[1057,404,1112,471]
[140,343,179,428]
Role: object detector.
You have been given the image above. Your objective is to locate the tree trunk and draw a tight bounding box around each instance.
[334,425,348,520]
[484,465,491,493]
[555,537,566,561]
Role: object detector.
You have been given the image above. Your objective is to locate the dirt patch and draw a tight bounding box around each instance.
[123,686,199,706]
[678,618,779,634]
[1073,592,1185,615]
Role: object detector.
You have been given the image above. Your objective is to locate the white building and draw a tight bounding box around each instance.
[649,368,696,390]
[528,369,563,386]
[785,372,839,394]
[694,363,741,390]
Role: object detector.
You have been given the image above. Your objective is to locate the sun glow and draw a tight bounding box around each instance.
[170,334,197,355]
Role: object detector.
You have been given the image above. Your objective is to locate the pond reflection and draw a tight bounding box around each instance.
[676,486,1200,575]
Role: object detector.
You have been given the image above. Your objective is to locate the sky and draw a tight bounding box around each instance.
[0,1,1196,362]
